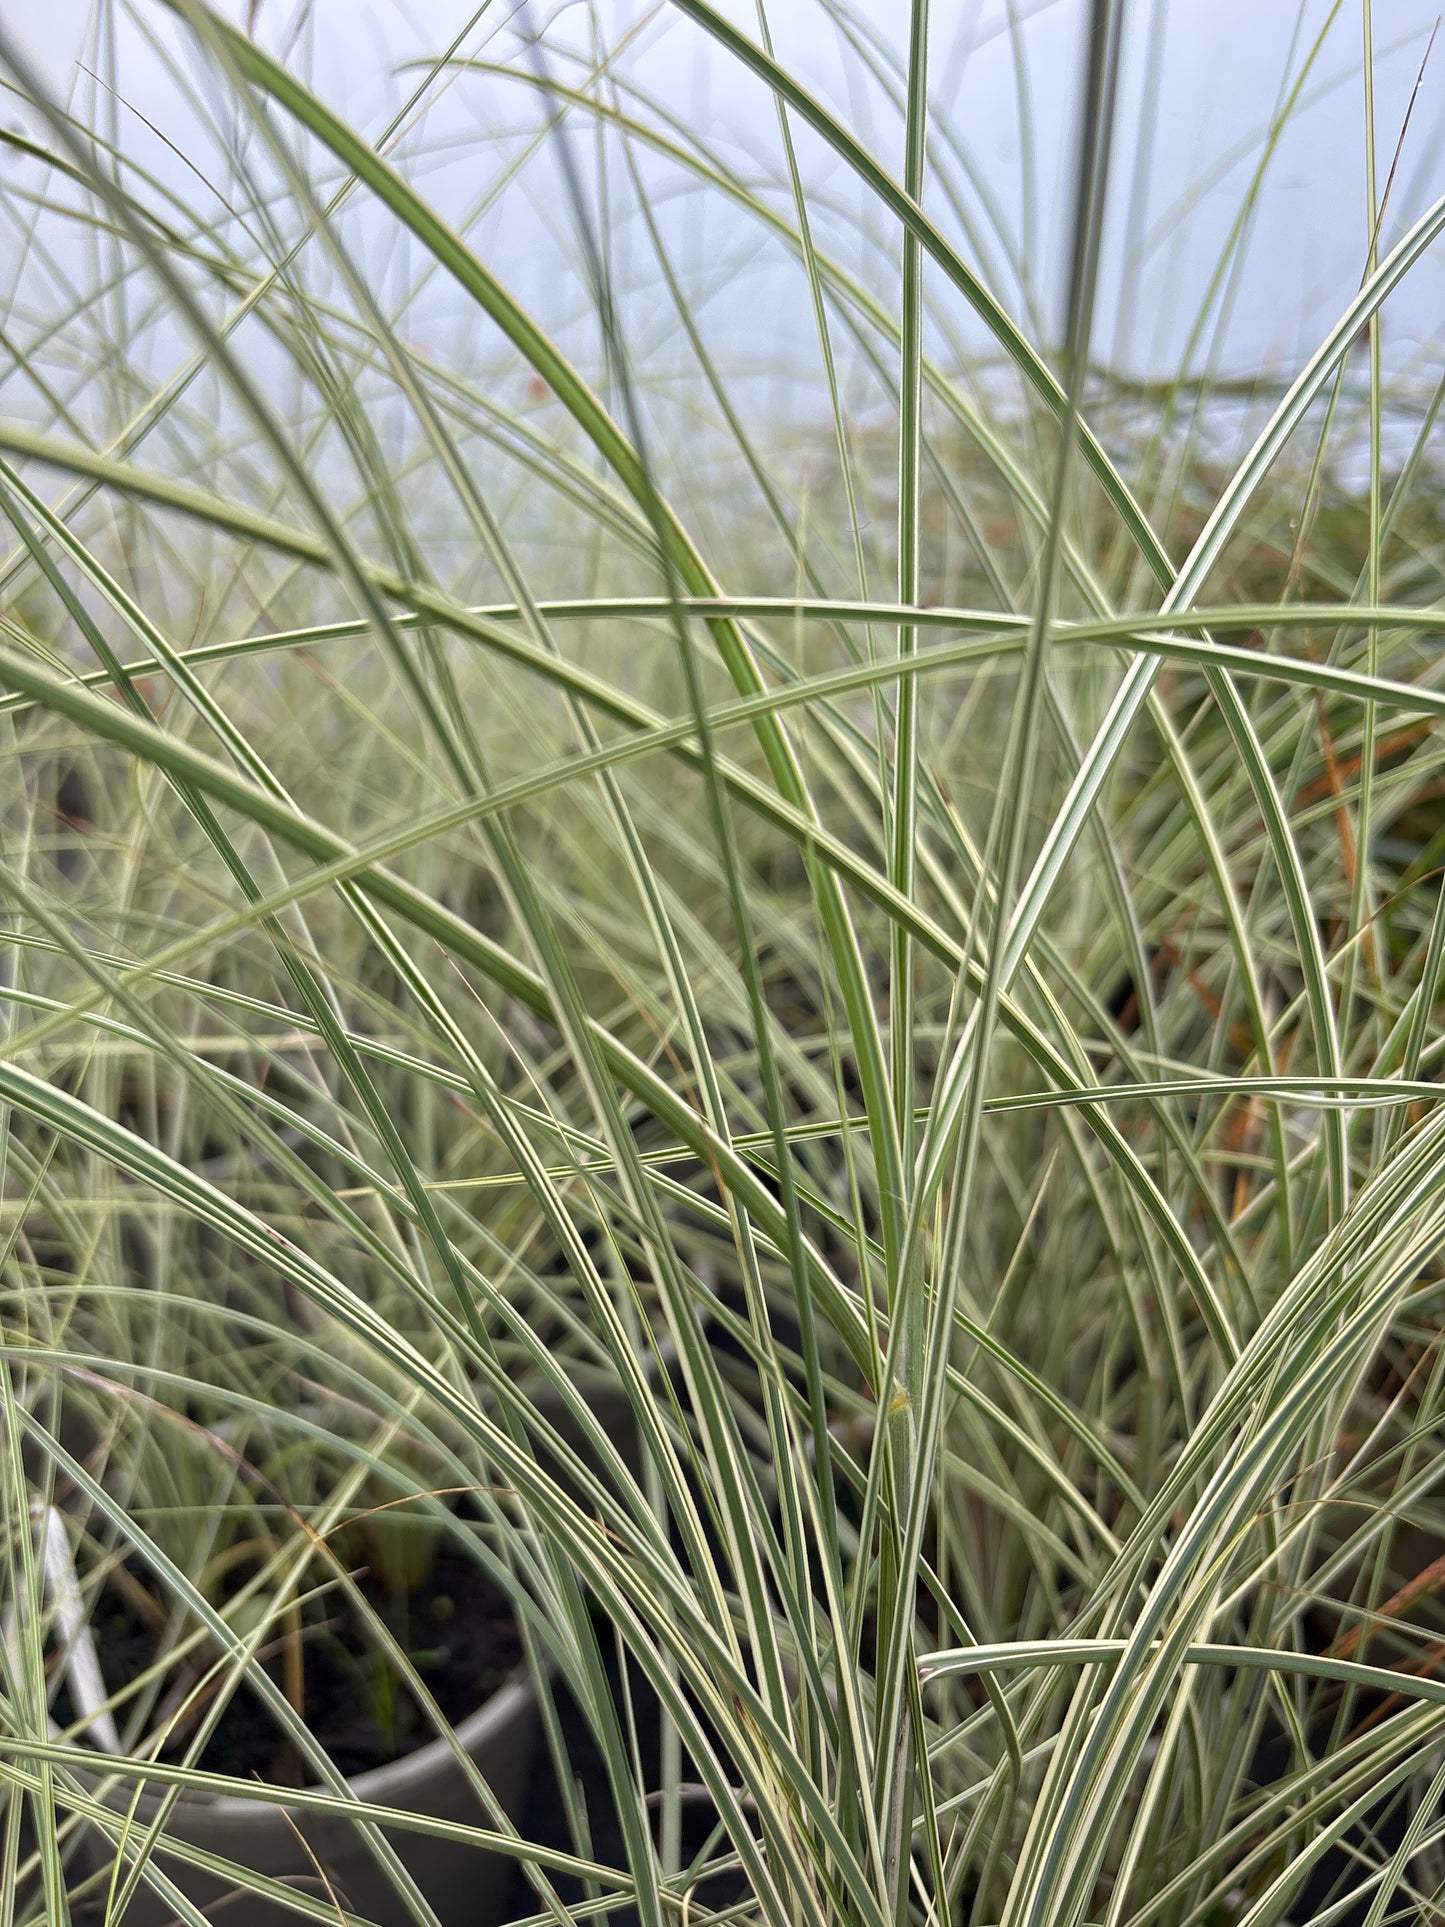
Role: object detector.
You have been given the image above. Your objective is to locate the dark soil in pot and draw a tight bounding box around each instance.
[1248,1708,1416,1926]
[503,1638,749,1927]
[56,1539,523,1781]
[1244,1601,1439,1927]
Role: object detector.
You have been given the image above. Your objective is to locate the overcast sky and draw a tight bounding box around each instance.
[7,0,1444,393]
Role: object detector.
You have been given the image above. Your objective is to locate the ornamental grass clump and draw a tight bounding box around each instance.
[3,4,1445,1926]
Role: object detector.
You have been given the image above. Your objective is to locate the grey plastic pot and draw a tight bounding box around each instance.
[71,1370,653,1927]
[76,1670,538,1927]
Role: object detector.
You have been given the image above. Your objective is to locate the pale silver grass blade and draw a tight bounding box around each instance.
[1005,183,1445,990]
[907,185,1445,1323]
[873,6,1128,1909]
[34,1504,119,1758]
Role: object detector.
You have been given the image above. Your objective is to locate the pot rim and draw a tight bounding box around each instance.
[84,1669,537,1834]
[80,1345,681,1834]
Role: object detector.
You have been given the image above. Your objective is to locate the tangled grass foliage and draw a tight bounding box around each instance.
[3,3,1445,1924]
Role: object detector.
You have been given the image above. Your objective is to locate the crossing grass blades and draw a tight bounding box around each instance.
[3,3,1445,1925]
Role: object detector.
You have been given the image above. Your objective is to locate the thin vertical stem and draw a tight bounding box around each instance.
[891,0,929,1174]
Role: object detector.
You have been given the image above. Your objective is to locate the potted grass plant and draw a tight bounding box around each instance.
[10,1144,701,1926]
[3,702,691,1927]
[6,2,1445,1926]
[19,1346,557,1927]
[0,804,693,1927]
